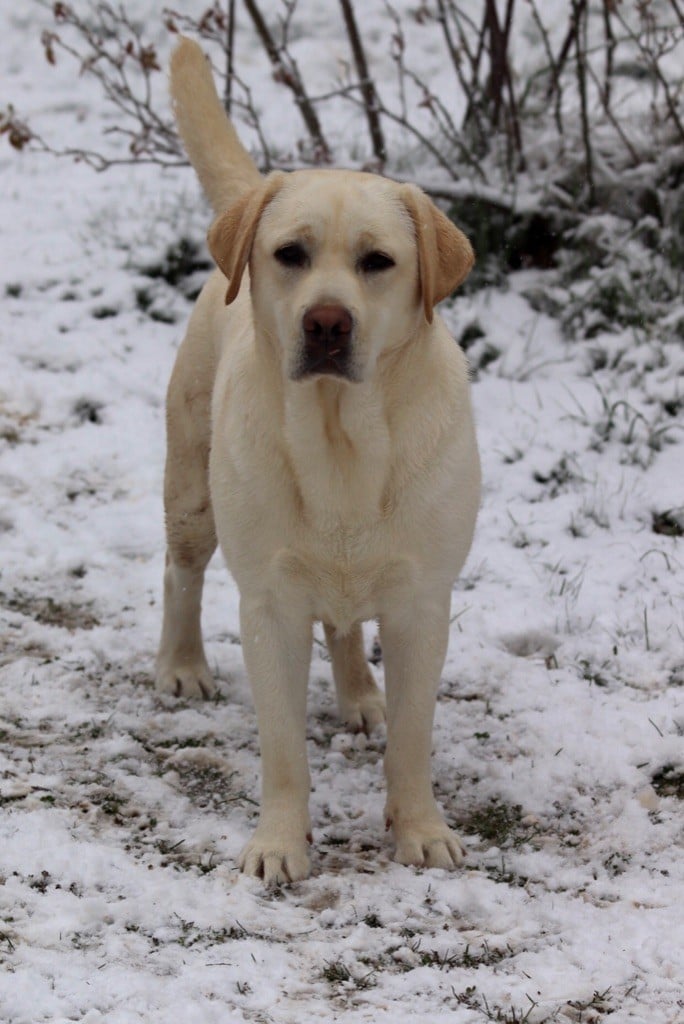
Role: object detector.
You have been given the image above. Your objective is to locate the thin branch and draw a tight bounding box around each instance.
[435,0,487,148]
[339,0,387,165]
[381,1,486,179]
[241,0,331,160]
[613,6,684,143]
[602,0,616,112]
[572,0,595,204]
[526,0,563,136]
[360,92,486,182]
[667,0,684,27]
[546,0,587,101]
[224,0,236,115]
[585,59,639,164]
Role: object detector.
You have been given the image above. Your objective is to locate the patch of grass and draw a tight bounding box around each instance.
[148,308,178,324]
[321,960,353,984]
[533,455,584,498]
[603,851,631,877]
[457,319,501,375]
[563,384,679,470]
[154,735,221,750]
[651,764,684,799]
[452,985,480,1009]
[556,211,680,343]
[459,320,486,349]
[461,798,527,848]
[91,304,119,319]
[73,398,103,424]
[363,912,383,928]
[88,788,127,825]
[174,916,248,948]
[480,994,540,1023]
[0,424,20,444]
[134,284,180,325]
[564,987,614,1021]
[461,942,514,968]
[28,871,52,894]
[416,940,513,970]
[139,236,211,289]
[134,286,153,312]
[652,508,684,538]
[417,945,463,970]
[172,762,244,810]
[579,658,611,689]
[484,856,530,888]
[449,986,567,1024]
[321,958,376,992]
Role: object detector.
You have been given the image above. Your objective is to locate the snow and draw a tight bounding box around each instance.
[1,2,683,1022]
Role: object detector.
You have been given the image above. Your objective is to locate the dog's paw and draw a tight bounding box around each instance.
[155,657,217,700]
[238,826,312,885]
[338,684,386,735]
[390,817,466,871]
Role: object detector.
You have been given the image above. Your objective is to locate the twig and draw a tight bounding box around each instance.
[37,0,181,162]
[613,5,684,143]
[379,3,487,180]
[585,59,639,164]
[241,0,331,160]
[546,0,586,101]
[350,92,465,181]
[602,0,616,112]
[526,0,563,136]
[434,0,487,149]
[339,0,386,164]
[667,0,684,28]
[224,0,236,115]
[572,0,595,204]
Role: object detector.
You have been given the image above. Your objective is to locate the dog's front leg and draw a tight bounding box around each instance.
[381,591,466,870]
[238,593,313,884]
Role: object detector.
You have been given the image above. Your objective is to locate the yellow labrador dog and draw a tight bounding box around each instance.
[156,38,481,883]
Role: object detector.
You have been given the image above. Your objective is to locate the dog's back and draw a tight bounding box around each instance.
[170,37,261,213]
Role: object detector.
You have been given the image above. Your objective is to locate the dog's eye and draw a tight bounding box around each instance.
[274,243,308,268]
[359,251,395,274]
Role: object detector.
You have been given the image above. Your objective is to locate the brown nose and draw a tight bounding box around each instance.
[302,304,353,353]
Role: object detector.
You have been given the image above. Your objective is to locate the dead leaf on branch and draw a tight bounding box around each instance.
[0,107,33,151]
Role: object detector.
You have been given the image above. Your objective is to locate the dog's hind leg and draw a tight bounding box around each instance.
[156,322,218,699]
[324,623,386,734]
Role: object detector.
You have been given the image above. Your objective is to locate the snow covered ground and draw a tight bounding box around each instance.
[1,3,683,1022]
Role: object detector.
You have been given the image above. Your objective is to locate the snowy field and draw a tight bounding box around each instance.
[1,2,683,1022]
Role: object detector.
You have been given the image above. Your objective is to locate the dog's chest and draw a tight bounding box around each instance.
[284,381,392,530]
[275,539,413,634]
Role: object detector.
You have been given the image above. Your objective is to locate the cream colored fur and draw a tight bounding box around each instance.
[157,37,481,884]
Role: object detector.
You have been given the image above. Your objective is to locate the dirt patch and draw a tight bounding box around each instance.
[0,630,53,666]
[0,590,99,631]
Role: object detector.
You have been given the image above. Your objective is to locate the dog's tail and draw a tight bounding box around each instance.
[169,37,261,214]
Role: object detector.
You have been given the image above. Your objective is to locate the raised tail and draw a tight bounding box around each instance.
[169,37,261,213]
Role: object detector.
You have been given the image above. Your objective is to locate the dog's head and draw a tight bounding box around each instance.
[208,170,473,384]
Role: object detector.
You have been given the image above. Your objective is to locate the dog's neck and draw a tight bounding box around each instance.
[282,376,391,534]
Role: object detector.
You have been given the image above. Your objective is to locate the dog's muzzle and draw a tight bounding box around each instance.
[294,304,357,380]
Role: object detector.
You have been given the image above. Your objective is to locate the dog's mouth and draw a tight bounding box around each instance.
[300,345,351,378]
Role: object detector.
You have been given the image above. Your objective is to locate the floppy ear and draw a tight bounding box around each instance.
[207,172,286,304]
[400,184,474,324]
